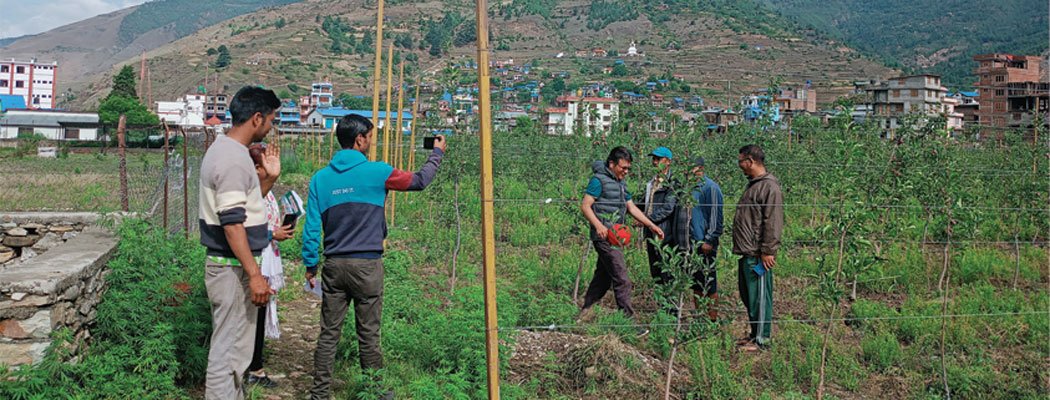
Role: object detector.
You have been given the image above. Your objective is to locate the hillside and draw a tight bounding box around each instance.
[0,0,304,108]
[759,0,1049,88]
[71,0,895,110]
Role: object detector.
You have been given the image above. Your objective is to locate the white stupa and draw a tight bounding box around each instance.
[627,41,638,57]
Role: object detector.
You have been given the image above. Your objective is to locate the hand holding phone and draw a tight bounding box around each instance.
[423,136,436,150]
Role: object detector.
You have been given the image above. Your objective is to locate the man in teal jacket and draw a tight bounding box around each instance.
[302,114,446,399]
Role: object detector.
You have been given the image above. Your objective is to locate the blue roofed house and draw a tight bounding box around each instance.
[0,94,27,112]
[278,100,301,126]
[317,108,413,132]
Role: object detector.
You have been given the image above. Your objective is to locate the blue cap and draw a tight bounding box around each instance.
[650,147,673,160]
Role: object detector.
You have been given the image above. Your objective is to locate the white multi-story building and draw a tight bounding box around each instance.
[311,82,334,108]
[155,94,207,127]
[0,59,58,109]
[860,75,963,133]
[545,95,619,136]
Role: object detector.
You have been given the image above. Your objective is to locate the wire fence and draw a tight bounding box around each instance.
[0,124,208,238]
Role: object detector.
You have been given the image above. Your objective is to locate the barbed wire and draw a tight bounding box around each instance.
[495,310,1050,332]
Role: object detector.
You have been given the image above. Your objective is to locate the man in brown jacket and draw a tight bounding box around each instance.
[731,144,784,351]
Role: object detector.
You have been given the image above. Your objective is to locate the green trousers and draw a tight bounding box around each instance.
[737,256,773,345]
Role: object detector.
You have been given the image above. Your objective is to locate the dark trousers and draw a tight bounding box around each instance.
[248,305,266,372]
[646,240,673,286]
[310,258,385,400]
[582,239,635,317]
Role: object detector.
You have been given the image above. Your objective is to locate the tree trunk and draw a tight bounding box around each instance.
[817,227,848,400]
[573,241,591,304]
[664,292,686,400]
[939,239,952,400]
[449,177,462,297]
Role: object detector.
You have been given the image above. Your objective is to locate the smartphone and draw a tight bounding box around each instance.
[752,261,766,277]
[282,214,298,228]
[423,136,436,150]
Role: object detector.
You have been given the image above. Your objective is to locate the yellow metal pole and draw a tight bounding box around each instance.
[369,0,385,161]
[475,0,500,397]
[391,63,405,226]
[408,84,420,171]
[383,44,394,164]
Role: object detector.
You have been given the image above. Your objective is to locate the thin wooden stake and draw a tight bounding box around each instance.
[117,115,129,212]
[475,0,501,395]
[382,44,394,164]
[369,0,385,161]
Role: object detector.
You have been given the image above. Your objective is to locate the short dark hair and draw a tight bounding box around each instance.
[336,114,374,149]
[229,86,280,126]
[739,144,765,164]
[606,146,633,165]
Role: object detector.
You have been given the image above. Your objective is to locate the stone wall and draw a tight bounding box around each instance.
[0,213,117,368]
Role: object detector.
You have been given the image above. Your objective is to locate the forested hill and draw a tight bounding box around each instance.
[760,0,1049,88]
[115,0,303,45]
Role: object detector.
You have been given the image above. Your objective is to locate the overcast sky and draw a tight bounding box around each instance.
[0,0,149,39]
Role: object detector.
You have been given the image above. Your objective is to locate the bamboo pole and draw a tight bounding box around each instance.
[475,0,501,397]
[369,0,385,161]
[162,122,170,231]
[117,115,128,212]
[391,63,406,226]
[329,122,336,160]
[408,85,420,171]
[182,126,189,239]
[383,44,394,164]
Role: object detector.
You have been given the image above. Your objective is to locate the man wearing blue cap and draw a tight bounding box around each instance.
[641,147,690,310]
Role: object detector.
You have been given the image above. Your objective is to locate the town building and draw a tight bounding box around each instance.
[0,109,99,140]
[0,59,58,109]
[859,75,963,134]
[544,95,620,136]
[973,54,1045,130]
[311,81,334,108]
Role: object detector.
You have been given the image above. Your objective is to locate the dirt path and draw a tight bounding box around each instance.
[239,260,324,400]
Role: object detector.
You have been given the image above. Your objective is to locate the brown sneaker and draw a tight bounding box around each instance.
[738,341,762,352]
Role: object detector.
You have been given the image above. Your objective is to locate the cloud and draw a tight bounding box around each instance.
[0,0,149,39]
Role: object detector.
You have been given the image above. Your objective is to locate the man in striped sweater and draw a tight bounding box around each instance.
[198,86,281,399]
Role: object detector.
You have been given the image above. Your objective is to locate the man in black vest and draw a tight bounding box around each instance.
[579,146,664,336]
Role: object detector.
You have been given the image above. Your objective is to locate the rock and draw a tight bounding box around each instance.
[0,295,51,310]
[0,249,14,264]
[289,371,304,379]
[4,235,38,248]
[0,311,51,339]
[19,247,38,262]
[61,283,81,301]
[49,225,74,234]
[0,342,49,367]
[51,302,75,329]
[79,300,93,316]
[5,228,27,237]
[21,223,45,233]
[11,292,27,301]
[0,319,27,338]
[31,233,62,252]
[584,366,598,378]
[0,222,16,230]
[62,232,78,241]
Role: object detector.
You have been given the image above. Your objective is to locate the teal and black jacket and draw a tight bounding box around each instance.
[301,148,444,272]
